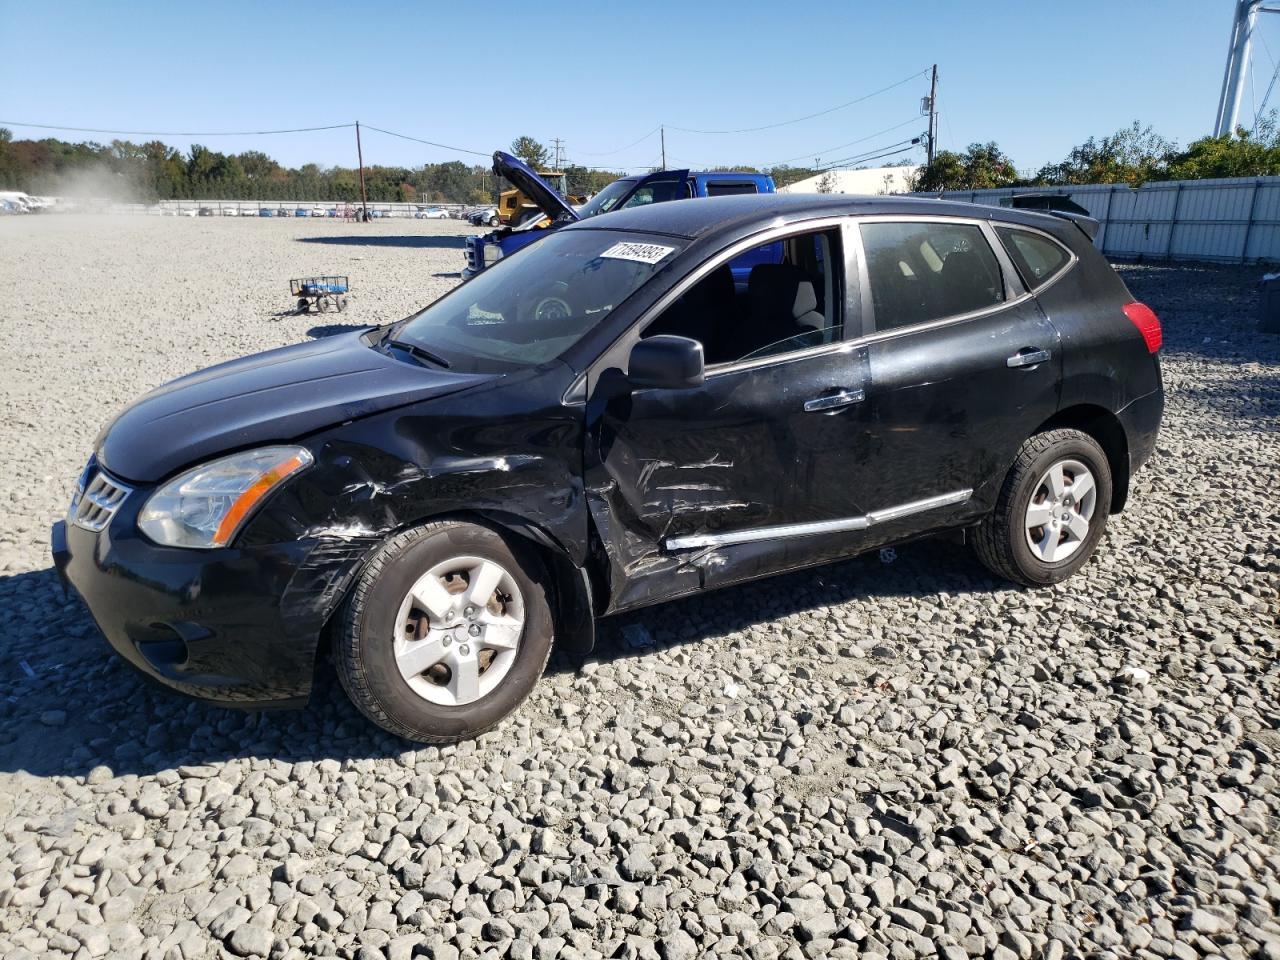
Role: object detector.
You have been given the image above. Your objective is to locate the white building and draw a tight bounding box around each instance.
[778,164,921,196]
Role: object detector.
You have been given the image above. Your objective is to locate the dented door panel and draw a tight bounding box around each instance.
[586,347,872,613]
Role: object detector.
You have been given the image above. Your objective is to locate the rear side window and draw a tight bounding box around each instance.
[861,221,1005,332]
[996,227,1071,289]
[705,181,758,196]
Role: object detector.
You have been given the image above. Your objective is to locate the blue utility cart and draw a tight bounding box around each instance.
[290,276,349,313]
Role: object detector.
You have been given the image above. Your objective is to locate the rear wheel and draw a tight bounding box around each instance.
[336,521,553,743]
[973,429,1112,587]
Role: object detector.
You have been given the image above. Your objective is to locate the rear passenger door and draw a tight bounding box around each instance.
[851,217,1064,528]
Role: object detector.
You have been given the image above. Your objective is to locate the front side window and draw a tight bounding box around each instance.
[861,221,1005,332]
[643,227,843,366]
[996,227,1071,289]
[396,230,685,371]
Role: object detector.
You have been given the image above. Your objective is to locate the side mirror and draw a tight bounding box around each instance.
[628,335,705,390]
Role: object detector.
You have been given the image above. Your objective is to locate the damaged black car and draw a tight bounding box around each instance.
[52,194,1164,743]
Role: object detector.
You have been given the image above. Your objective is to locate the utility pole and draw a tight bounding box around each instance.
[551,138,565,171]
[355,121,369,222]
[926,64,938,167]
[660,125,666,168]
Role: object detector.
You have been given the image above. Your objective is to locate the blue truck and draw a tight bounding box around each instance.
[462,151,777,279]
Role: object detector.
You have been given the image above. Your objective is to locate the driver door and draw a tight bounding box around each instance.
[584,222,871,613]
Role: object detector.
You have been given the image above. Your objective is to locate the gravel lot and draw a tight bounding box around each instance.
[0,216,1277,960]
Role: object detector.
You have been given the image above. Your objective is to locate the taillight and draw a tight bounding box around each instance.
[1123,302,1162,353]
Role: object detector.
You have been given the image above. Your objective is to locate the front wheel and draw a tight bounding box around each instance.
[972,428,1113,587]
[336,521,553,743]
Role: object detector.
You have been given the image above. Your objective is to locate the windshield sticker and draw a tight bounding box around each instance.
[599,241,676,265]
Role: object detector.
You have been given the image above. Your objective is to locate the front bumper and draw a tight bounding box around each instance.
[51,494,372,709]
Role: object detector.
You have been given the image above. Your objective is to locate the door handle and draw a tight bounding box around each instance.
[1007,347,1051,369]
[803,388,865,412]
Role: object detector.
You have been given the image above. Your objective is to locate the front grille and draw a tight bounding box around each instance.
[69,464,132,533]
[464,236,481,272]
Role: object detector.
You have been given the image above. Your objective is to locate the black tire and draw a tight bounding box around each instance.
[336,521,554,743]
[337,296,348,312]
[488,215,499,227]
[973,428,1113,587]
[297,297,309,313]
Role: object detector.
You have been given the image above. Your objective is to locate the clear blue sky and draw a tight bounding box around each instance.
[0,1,1270,174]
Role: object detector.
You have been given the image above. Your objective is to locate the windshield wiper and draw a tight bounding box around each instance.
[386,339,451,369]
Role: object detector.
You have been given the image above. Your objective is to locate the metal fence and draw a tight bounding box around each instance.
[915,176,1280,264]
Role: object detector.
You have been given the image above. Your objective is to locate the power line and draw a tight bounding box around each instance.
[578,126,662,156]
[763,116,923,167]
[358,124,490,157]
[664,67,930,135]
[815,139,922,171]
[0,120,355,136]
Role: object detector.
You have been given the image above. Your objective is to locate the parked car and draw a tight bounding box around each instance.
[259,208,275,218]
[296,208,310,218]
[468,206,501,227]
[53,194,1163,744]
[416,207,449,219]
[462,151,776,279]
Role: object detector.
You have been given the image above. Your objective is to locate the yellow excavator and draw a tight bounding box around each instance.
[498,168,585,226]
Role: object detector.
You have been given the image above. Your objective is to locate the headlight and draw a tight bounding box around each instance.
[483,242,504,265]
[137,446,313,549]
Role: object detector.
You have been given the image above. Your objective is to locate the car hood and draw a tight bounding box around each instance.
[493,151,578,223]
[96,331,489,483]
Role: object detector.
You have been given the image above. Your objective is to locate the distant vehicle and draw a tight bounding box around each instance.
[310,209,327,218]
[999,193,1092,217]
[223,208,240,217]
[468,206,501,227]
[198,207,215,217]
[277,208,293,217]
[259,208,275,217]
[296,208,310,218]
[462,151,777,279]
[180,208,198,218]
[416,207,449,219]
[0,191,33,212]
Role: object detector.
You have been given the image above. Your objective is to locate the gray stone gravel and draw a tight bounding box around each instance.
[0,217,1277,959]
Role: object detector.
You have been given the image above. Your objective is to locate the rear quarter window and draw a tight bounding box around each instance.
[996,227,1072,289]
[705,181,759,196]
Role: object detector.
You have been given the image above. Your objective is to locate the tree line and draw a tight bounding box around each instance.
[912,119,1280,192]
[7,122,1280,203]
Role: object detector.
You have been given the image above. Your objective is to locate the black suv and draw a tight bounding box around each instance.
[53,195,1163,743]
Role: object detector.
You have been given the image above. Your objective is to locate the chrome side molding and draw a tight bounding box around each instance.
[664,488,973,551]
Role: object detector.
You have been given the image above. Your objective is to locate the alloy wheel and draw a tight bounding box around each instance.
[393,555,525,706]
[1024,458,1097,563]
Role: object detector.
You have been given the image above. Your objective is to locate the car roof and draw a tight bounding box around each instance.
[562,192,1075,241]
